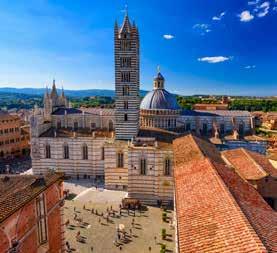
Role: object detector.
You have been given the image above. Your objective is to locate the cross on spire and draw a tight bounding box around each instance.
[157,65,161,73]
[125,3,128,16]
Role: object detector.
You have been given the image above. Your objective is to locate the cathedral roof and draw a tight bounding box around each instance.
[181,109,251,117]
[52,108,83,115]
[140,88,180,110]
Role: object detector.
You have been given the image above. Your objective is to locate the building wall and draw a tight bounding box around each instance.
[178,115,252,135]
[52,114,115,131]
[0,113,30,158]
[0,182,64,253]
[104,141,129,190]
[32,136,110,177]
[128,146,174,205]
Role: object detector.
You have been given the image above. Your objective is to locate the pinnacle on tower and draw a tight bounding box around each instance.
[51,78,58,98]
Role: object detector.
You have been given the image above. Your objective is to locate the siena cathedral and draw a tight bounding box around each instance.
[31,13,254,204]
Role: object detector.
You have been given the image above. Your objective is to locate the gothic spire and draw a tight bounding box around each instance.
[119,6,132,35]
[50,78,58,99]
[61,86,65,98]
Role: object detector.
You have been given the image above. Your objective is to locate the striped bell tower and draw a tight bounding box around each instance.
[114,12,140,140]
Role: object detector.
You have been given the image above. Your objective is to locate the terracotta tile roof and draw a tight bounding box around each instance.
[222,148,267,180]
[247,150,277,178]
[0,172,64,223]
[222,148,277,179]
[173,135,277,253]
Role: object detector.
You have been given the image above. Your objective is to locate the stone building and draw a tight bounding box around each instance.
[31,12,256,205]
[0,172,64,253]
[0,110,30,158]
[222,148,277,210]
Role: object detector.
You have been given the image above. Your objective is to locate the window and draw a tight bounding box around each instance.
[202,123,208,135]
[63,144,69,159]
[220,124,225,135]
[120,57,132,68]
[117,152,124,168]
[123,86,130,96]
[239,123,244,136]
[124,101,129,110]
[164,158,171,176]
[74,122,78,130]
[82,144,88,160]
[120,40,131,51]
[36,195,47,245]
[101,147,105,160]
[45,144,51,159]
[91,122,96,130]
[124,114,128,121]
[57,121,61,129]
[140,158,147,175]
[108,120,114,131]
[121,72,131,82]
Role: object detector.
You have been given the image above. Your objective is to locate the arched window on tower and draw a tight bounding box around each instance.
[117,152,124,168]
[164,158,171,176]
[124,114,128,121]
[123,86,130,96]
[45,144,51,159]
[140,157,147,175]
[63,144,69,159]
[82,144,88,160]
[124,101,129,110]
[101,147,105,160]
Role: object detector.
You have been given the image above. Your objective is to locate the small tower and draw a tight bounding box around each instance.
[153,67,165,89]
[114,10,140,140]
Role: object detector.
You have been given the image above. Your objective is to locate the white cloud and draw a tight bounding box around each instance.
[245,65,256,69]
[193,24,209,29]
[163,34,174,40]
[212,12,226,21]
[256,1,270,17]
[239,10,254,22]
[248,0,260,5]
[198,56,231,64]
[193,24,211,35]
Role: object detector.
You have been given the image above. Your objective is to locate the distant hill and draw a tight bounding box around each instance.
[0,87,148,98]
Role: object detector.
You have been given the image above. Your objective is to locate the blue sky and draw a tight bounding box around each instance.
[0,0,276,96]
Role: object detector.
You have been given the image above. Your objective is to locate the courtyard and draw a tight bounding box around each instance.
[63,180,176,253]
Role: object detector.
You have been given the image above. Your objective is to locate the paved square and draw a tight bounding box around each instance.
[63,180,176,253]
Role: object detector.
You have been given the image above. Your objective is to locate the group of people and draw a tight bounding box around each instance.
[65,202,145,252]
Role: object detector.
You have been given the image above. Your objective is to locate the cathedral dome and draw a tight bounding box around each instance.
[140,70,180,110]
[140,88,180,110]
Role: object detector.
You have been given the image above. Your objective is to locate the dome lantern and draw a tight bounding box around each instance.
[154,66,165,89]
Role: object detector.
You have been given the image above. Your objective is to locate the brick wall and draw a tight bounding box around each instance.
[0,181,64,253]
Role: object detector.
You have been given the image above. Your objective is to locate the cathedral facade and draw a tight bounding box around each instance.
[31,13,254,204]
